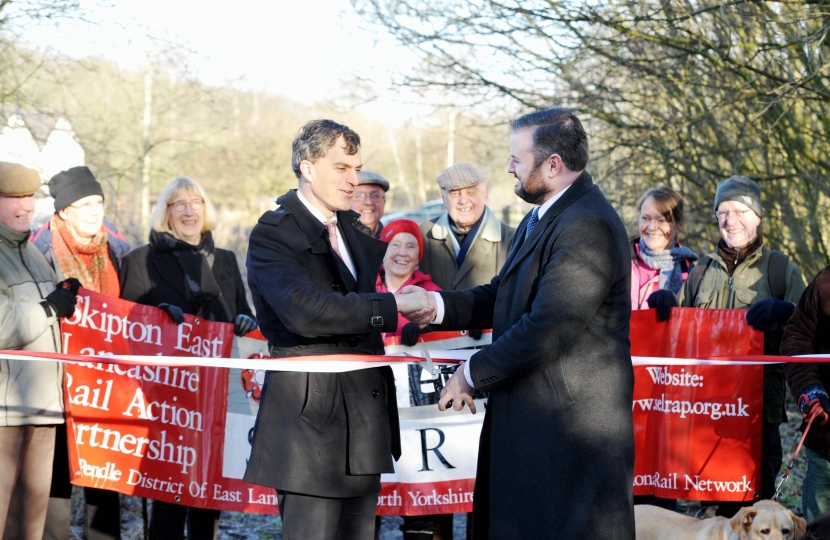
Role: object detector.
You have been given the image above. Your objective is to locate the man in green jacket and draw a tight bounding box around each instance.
[0,162,79,540]
[657,175,805,516]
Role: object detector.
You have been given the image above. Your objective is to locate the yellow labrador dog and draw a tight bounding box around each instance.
[635,501,806,540]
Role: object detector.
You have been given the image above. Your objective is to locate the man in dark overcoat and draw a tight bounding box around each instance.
[244,120,422,539]
[407,108,635,539]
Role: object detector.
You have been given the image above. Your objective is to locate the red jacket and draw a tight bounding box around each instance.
[375,268,441,337]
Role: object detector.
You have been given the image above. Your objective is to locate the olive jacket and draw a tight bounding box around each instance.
[679,245,806,422]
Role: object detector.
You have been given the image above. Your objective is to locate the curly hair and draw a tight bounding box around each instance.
[291,119,361,179]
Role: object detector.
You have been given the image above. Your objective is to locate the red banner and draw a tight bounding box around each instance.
[630,308,765,501]
[62,291,280,514]
[54,292,770,514]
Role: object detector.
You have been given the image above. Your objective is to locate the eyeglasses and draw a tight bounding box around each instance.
[715,209,751,220]
[69,200,104,212]
[168,199,204,212]
[353,192,385,202]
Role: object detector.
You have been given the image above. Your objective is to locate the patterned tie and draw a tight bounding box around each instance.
[325,220,343,260]
[524,207,540,240]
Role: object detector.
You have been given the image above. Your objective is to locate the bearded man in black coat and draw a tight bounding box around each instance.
[243,120,427,540]
[403,109,635,540]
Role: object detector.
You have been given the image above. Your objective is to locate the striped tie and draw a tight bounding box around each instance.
[524,207,540,240]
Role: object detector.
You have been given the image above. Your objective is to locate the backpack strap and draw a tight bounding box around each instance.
[689,255,712,302]
[768,250,789,300]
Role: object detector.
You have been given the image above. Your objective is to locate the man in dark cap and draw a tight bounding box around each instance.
[662,174,807,516]
[32,166,129,540]
[0,162,79,540]
[351,170,389,238]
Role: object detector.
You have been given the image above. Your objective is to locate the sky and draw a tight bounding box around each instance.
[22,0,429,124]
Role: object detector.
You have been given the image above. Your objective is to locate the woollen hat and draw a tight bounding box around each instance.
[436,162,487,191]
[380,218,424,262]
[0,162,41,196]
[714,175,763,218]
[358,171,390,192]
[49,166,104,212]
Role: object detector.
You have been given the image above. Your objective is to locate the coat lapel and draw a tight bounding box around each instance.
[500,172,596,283]
[150,249,185,295]
[338,210,386,294]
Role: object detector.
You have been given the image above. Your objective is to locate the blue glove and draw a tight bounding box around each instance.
[647,290,677,322]
[158,303,185,325]
[746,298,795,331]
[234,314,257,336]
[798,384,830,425]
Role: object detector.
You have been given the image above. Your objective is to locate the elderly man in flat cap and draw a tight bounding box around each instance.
[406,163,514,540]
[0,162,80,540]
[419,162,515,292]
[351,170,389,238]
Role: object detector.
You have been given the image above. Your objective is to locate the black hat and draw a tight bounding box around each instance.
[714,175,763,218]
[49,166,104,212]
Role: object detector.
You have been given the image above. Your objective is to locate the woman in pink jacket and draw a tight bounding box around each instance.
[631,186,698,315]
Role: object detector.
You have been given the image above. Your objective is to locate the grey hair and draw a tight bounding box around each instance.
[291,119,361,179]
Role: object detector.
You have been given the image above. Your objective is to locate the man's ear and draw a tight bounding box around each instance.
[730,507,758,532]
[300,160,314,182]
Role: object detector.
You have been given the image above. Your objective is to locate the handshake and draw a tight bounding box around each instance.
[393,286,438,327]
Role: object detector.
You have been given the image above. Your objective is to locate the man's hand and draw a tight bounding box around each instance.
[799,384,830,425]
[395,285,436,327]
[647,289,677,322]
[746,298,796,331]
[438,362,476,414]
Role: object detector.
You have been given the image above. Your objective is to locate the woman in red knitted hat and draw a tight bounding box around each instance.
[376,218,440,341]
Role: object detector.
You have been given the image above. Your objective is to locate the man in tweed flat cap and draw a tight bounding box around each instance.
[419,162,515,292]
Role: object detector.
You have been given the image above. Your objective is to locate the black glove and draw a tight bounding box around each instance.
[158,303,185,325]
[798,384,830,425]
[647,289,677,322]
[234,314,257,336]
[746,298,796,331]
[42,278,82,318]
[469,328,483,340]
[401,322,422,347]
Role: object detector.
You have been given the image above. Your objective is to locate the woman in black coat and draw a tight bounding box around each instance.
[119,176,256,540]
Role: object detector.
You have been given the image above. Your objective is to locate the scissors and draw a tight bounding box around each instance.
[419,340,452,408]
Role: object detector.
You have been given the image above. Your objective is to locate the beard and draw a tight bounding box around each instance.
[513,164,550,205]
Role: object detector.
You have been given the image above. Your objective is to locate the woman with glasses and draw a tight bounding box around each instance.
[629,185,697,321]
[119,176,256,540]
[32,166,131,540]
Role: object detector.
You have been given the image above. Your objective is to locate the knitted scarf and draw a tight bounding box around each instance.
[637,239,698,293]
[50,214,113,295]
[149,230,227,320]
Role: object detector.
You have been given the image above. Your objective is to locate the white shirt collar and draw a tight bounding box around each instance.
[536,184,570,220]
[296,189,336,224]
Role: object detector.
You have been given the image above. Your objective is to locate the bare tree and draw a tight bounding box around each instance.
[359,0,830,277]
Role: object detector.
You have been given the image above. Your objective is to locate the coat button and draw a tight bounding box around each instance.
[372,388,379,399]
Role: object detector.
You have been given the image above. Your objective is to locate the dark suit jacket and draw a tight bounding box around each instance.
[439,172,635,540]
[119,243,252,323]
[243,189,401,498]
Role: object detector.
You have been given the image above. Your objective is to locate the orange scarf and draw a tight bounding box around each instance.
[50,214,119,297]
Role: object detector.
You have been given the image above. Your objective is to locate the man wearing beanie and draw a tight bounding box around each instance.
[32,166,129,540]
[0,162,79,540]
[672,174,806,516]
